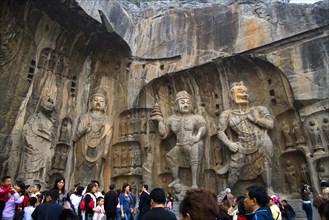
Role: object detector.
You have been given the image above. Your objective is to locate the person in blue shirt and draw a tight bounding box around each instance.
[244,185,274,220]
[119,183,133,220]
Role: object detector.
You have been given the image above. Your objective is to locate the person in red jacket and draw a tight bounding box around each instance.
[0,176,13,219]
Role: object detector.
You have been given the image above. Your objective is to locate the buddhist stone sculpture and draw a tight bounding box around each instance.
[74,87,113,187]
[308,119,325,154]
[292,120,306,145]
[19,96,55,185]
[282,120,293,149]
[217,82,274,191]
[322,117,329,145]
[152,91,207,188]
[285,160,298,196]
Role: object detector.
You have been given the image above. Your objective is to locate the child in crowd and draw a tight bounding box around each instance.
[23,197,37,220]
[93,196,106,220]
[269,195,282,220]
[35,193,44,206]
[0,176,13,219]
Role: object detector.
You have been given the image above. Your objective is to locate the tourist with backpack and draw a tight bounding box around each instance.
[80,183,97,220]
[70,186,84,217]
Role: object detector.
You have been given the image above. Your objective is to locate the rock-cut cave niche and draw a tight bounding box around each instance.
[136,56,296,194]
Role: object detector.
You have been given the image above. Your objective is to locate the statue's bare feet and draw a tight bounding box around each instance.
[191,184,198,189]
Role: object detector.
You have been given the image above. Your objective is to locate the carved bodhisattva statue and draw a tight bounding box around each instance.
[282,120,293,149]
[152,91,207,188]
[285,160,298,195]
[74,88,113,187]
[217,82,274,191]
[19,96,55,185]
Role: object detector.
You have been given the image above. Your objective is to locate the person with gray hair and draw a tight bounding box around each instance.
[224,188,235,208]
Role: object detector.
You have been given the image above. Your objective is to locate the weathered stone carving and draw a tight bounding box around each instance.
[1,0,329,198]
[52,143,69,170]
[308,119,325,154]
[217,82,274,191]
[74,87,113,187]
[59,117,71,143]
[282,120,293,149]
[317,160,329,181]
[0,13,23,67]
[19,96,55,185]
[173,183,190,201]
[135,147,142,167]
[292,120,306,145]
[152,91,207,188]
[112,142,143,177]
[113,148,121,169]
[285,160,298,196]
[142,143,154,186]
[322,117,329,146]
[140,112,147,134]
[121,146,129,168]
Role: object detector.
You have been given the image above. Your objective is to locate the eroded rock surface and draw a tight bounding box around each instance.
[0,0,328,198]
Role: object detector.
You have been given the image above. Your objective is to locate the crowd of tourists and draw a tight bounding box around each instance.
[0,175,329,220]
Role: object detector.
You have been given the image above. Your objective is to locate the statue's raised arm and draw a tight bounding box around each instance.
[151,91,207,189]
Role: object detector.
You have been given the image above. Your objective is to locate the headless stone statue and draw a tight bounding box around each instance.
[285,160,298,195]
[282,120,293,149]
[19,96,55,185]
[59,118,70,143]
[152,91,207,188]
[74,87,113,187]
[292,120,306,145]
[308,119,325,154]
[217,81,274,191]
[322,117,329,145]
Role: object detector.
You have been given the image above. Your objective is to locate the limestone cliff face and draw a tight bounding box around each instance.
[82,1,329,107]
[0,0,329,198]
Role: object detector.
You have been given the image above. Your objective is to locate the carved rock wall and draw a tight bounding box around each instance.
[0,0,328,196]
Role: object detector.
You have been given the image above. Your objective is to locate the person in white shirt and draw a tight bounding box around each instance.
[30,184,41,198]
[23,197,37,220]
[93,196,105,220]
[269,195,282,220]
[70,186,84,215]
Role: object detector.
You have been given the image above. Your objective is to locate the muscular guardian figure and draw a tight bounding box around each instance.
[217,82,274,190]
[152,91,207,188]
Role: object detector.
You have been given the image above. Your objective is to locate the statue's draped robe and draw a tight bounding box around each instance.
[75,113,113,186]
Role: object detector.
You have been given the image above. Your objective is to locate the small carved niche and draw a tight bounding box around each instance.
[52,143,70,170]
[59,117,71,143]
[27,59,36,83]
[70,75,77,97]
[270,89,277,104]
